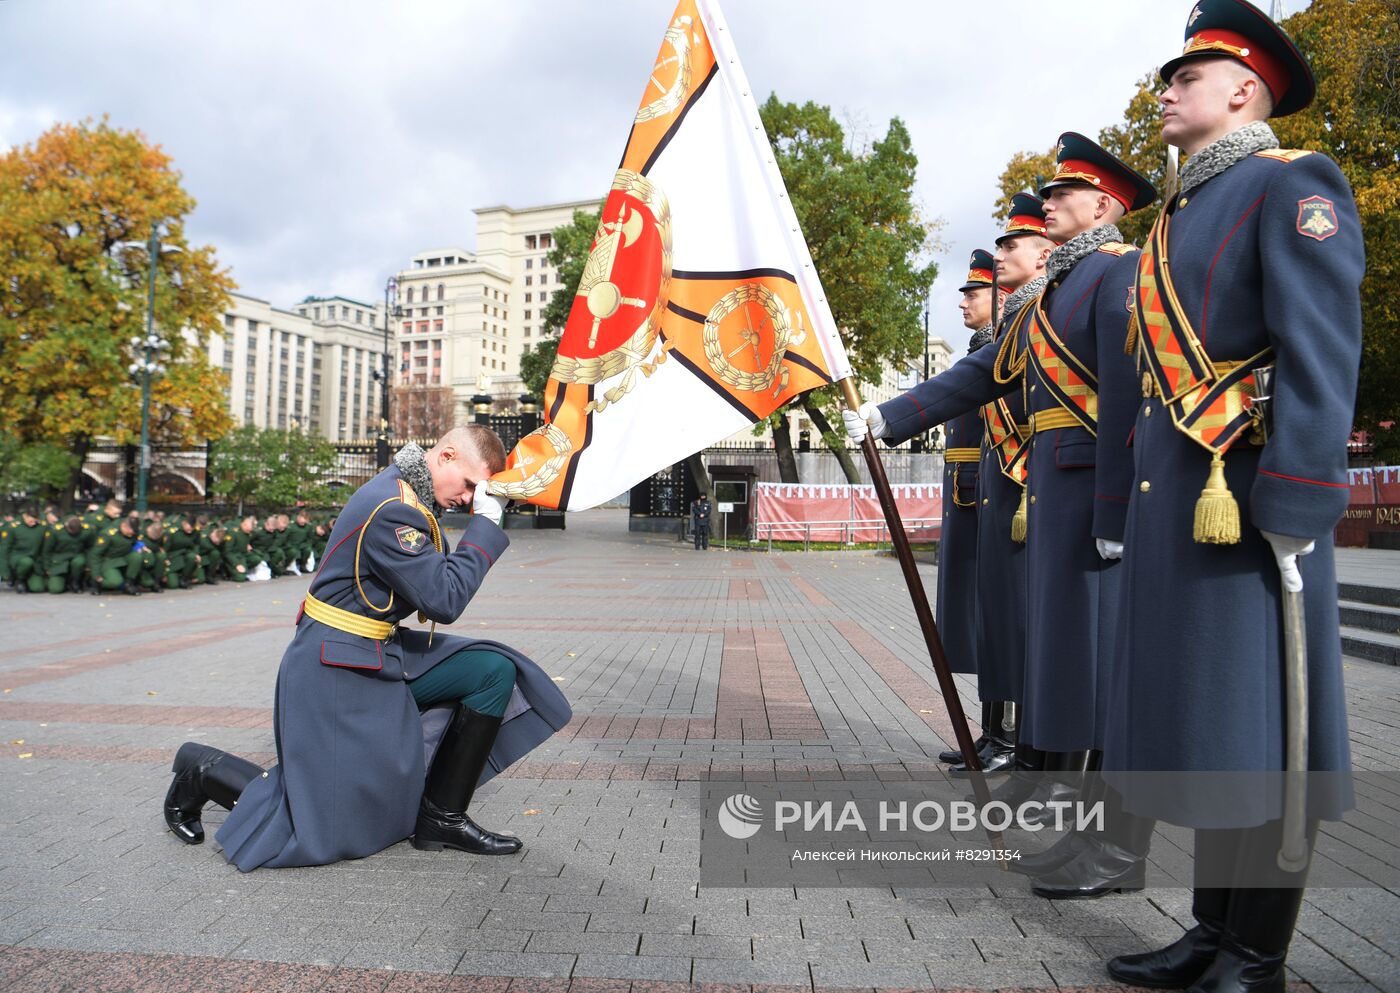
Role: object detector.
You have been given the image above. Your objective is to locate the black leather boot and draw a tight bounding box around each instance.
[1188,886,1304,993]
[950,701,1016,775]
[939,700,991,763]
[163,742,263,844]
[1010,829,1096,877]
[412,705,522,855]
[1109,887,1228,988]
[1032,783,1153,899]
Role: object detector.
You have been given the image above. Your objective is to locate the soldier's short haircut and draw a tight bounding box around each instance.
[437,424,507,475]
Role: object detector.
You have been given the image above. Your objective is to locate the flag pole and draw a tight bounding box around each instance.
[838,377,1001,846]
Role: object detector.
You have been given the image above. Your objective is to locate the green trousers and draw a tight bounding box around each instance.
[10,555,45,592]
[407,649,516,718]
[127,550,166,590]
[45,554,85,594]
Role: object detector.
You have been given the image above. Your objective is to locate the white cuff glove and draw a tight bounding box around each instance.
[471,484,505,526]
[1261,530,1315,594]
[1096,538,1123,561]
[842,402,888,444]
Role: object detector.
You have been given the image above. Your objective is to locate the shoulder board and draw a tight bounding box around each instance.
[1253,149,1315,163]
[82,523,90,529]
[1097,242,1135,256]
[397,479,431,517]
[52,525,61,532]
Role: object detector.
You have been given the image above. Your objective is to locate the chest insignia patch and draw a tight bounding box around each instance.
[395,525,426,553]
[1297,195,1339,242]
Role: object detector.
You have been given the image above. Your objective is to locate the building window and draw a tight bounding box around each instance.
[433,320,443,332]
[437,283,445,301]
[482,303,488,313]
[406,287,415,304]
[524,258,532,270]
[435,306,443,316]
[402,321,412,334]
[355,310,363,323]
[540,233,552,249]
[540,291,549,302]
[417,321,429,333]
[524,275,533,286]
[525,235,537,249]
[524,310,532,319]
[525,292,532,303]
[248,319,260,333]
[525,326,532,337]
[224,314,236,328]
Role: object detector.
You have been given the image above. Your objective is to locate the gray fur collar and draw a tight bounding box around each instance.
[1001,276,1046,323]
[394,443,439,513]
[1047,223,1124,284]
[1179,121,1278,195]
[967,322,995,353]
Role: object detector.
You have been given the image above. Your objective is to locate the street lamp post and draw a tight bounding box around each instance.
[912,290,932,453]
[376,277,397,469]
[132,224,170,514]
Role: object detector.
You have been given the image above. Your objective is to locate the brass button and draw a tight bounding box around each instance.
[1179,196,1189,208]
[261,771,269,778]
[1140,480,1151,493]
[1144,406,1152,417]
[1030,384,1037,393]
[982,499,989,506]
[1030,495,1037,505]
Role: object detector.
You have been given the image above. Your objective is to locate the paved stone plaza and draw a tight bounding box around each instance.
[1,508,1397,992]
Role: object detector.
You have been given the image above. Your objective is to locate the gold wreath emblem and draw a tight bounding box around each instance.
[550,169,673,413]
[488,423,574,500]
[635,15,694,124]
[701,284,808,397]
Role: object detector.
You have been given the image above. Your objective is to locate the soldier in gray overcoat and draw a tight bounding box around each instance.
[162,426,571,871]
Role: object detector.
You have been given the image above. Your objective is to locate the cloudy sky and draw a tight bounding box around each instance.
[1,0,1299,353]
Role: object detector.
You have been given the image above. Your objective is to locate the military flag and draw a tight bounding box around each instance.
[489,0,851,510]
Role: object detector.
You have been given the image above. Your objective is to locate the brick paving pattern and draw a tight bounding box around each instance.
[0,508,1396,992]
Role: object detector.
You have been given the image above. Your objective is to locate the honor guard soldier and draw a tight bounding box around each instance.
[843,134,1155,867]
[1102,2,1365,990]
[161,428,571,871]
[934,249,1000,772]
[965,195,1055,788]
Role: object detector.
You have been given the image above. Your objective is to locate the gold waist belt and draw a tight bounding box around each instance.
[303,591,397,640]
[944,448,981,463]
[1029,408,1082,434]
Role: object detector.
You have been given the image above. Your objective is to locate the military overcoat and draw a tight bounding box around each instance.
[1103,149,1363,827]
[937,405,982,676]
[216,465,571,871]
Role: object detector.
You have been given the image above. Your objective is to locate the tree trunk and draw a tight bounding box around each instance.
[772,415,800,483]
[63,435,90,513]
[803,400,862,484]
[684,451,713,503]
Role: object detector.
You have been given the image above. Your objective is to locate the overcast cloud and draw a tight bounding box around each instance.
[1,0,1301,353]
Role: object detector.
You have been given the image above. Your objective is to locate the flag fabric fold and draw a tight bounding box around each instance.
[490,0,851,511]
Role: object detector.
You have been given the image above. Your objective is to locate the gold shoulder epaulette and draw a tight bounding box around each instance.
[1254,148,1315,163]
[397,479,429,516]
[1097,242,1135,256]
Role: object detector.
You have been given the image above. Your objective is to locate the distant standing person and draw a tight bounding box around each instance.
[692,496,712,550]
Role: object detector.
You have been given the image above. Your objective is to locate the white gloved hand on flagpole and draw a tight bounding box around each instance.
[1261,531,1315,593]
[842,402,887,445]
[1096,538,1123,561]
[471,485,505,527]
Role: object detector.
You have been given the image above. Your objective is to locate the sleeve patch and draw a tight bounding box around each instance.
[395,525,427,553]
[1297,196,1339,241]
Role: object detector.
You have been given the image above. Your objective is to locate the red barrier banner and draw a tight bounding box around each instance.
[752,482,941,544]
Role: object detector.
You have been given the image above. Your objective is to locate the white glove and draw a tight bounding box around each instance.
[1261,530,1315,594]
[1096,538,1123,561]
[842,402,888,444]
[471,484,505,526]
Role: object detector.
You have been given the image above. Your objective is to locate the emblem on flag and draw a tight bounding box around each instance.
[1296,195,1338,241]
[395,526,426,554]
[490,0,852,512]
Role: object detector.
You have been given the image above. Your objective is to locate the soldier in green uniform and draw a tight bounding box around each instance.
[89,516,141,595]
[251,515,286,577]
[43,517,90,594]
[0,514,12,586]
[163,516,202,589]
[7,507,49,594]
[129,521,170,592]
[221,516,257,582]
[285,510,314,574]
[198,521,225,584]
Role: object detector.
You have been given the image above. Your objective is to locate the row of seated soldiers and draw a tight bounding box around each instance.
[0,500,335,595]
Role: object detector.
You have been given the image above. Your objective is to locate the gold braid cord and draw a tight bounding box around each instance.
[489,424,574,500]
[702,284,793,397]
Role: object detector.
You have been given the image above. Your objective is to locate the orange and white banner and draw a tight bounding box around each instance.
[489,0,851,511]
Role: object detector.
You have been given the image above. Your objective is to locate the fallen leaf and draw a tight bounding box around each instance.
[146,691,157,697]
[523,809,541,816]
[10,740,23,745]
[551,676,565,682]
[2,689,11,694]
[17,753,32,759]
[565,652,577,657]
[919,709,934,715]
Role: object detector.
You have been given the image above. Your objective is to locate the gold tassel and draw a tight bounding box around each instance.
[1011,487,1029,544]
[1193,453,1241,544]
[1123,304,1139,357]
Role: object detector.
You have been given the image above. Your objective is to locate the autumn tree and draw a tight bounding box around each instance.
[0,119,235,508]
[1274,0,1400,460]
[391,384,457,439]
[210,425,338,513]
[0,434,78,507]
